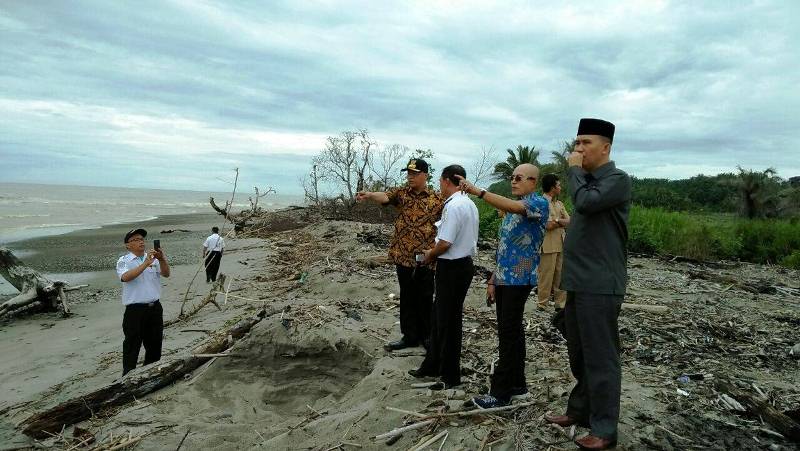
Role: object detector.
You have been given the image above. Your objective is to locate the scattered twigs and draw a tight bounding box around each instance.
[715,378,800,442]
[342,411,370,440]
[373,419,434,441]
[410,429,448,451]
[386,406,427,418]
[168,274,226,327]
[175,428,191,451]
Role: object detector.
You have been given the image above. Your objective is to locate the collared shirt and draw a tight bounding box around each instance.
[541,194,570,254]
[116,252,162,305]
[562,161,632,295]
[385,185,444,267]
[494,193,549,286]
[435,192,479,260]
[204,233,225,252]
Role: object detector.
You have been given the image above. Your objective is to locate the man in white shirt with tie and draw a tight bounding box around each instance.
[410,164,479,389]
[203,226,225,283]
[116,228,170,375]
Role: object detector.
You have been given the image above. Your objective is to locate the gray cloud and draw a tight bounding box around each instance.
[1,0,798,195]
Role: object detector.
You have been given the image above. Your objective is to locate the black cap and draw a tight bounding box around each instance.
[577,118,615,143]
[400,158,429,173]
[124,228,147,243]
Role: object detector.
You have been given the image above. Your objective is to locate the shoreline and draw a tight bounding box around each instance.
[0,212,226,296]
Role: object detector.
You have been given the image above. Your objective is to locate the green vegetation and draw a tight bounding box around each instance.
[628,206,800,267]
[476,201,800,268]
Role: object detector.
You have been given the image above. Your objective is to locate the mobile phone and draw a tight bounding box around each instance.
[153,239,161,250]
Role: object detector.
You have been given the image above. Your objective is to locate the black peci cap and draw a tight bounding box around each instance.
[400,158,429,173]
[577,118,615,143]
[124,228,147,243]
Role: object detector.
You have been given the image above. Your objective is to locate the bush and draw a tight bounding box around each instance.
[474,198,502,239]
[782,251,800,269]
[627,206,799,266]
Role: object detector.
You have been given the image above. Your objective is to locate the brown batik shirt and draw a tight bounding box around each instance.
[384,186,444,268]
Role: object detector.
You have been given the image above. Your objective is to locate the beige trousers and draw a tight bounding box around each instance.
[537,252,565,308]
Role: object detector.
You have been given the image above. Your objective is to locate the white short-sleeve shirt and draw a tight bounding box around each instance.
[204,233,225,252]
[435,192,479,260]
[116,252,162,305]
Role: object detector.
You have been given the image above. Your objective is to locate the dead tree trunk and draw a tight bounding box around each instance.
[21,305,281,439]
[0,247,73,318]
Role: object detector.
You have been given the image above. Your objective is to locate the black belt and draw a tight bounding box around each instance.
[437,256,473,263]
[436,255,472,263]
[127,300,160,308]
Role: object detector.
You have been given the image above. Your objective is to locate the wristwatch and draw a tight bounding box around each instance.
[478,189,486,199]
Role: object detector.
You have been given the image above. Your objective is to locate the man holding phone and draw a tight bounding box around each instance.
[116,228,170,375]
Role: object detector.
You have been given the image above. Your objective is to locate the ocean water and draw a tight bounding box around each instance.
[0,183,304,244]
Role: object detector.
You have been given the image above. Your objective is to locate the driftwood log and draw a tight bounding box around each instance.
[622,303,669,314]
[21,305,281,438]
[716,379,800,442]
[687,269,780,295]
[0,247,80,318]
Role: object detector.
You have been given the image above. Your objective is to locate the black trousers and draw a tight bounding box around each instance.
[565,291,623,440]
[122,301,164,375]
[396,264,434,345]
[490,284,532,400]
[418,257,473,386]
[205,251,222,282]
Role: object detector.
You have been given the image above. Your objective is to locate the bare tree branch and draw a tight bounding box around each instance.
[470,145,499,187]
[370,144,408,190]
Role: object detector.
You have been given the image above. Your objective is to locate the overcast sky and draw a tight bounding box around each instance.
[1,0,798,194]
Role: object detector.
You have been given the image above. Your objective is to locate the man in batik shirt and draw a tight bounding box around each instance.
[356,158,444,351]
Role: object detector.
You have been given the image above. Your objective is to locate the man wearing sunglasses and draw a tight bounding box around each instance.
[545,118,631,450]
[455,163,549,409]
[116,228,170,376]
[356,159,443,352]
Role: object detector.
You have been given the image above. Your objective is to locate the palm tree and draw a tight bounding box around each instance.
[550,141,573,180]
[728,166,779,219]
[492,145,540,180]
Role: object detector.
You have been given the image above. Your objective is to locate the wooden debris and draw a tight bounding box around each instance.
[716,379,800,442]
[373,419,434,441]
[622,302,668,314]
[20,306,280,438]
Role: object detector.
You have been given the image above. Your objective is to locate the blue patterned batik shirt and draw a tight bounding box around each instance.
[494,193,549,286]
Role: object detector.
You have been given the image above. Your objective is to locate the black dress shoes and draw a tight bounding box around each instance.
[384,338,417,352]
[408,368,437,379]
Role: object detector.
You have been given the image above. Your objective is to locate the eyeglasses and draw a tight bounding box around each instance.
[509,175,536,183]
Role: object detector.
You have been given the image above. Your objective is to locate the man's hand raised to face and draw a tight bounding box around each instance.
[568,151,583,168]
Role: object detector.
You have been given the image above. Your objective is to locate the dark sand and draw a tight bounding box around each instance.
[1,213,224,296]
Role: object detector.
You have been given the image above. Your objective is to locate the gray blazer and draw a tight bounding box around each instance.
[561,161,632,295]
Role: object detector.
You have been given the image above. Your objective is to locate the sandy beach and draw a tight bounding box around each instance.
[0,213,267,446]
[1,209,799,450]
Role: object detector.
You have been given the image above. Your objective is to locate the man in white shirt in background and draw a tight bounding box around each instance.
[203,226,225,283]
[409,164,479,389]
[116,228,170,376]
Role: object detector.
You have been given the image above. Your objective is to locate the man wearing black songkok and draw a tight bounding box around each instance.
[545,118,631,450]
